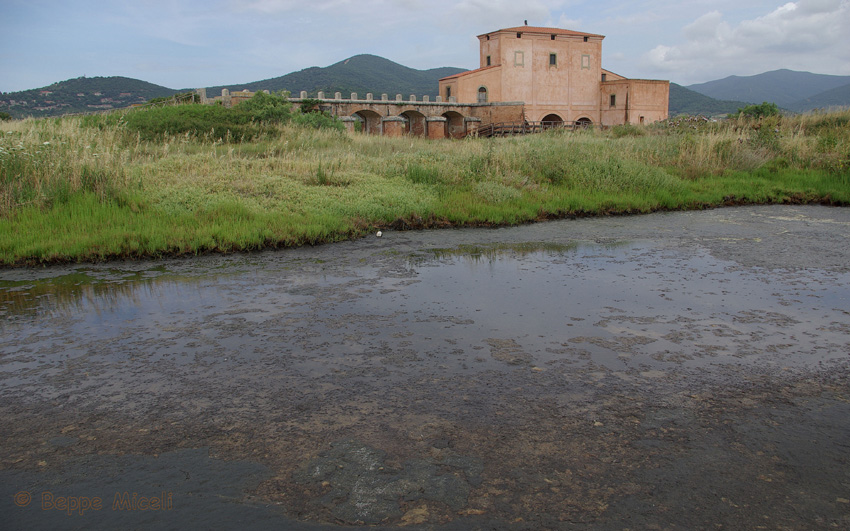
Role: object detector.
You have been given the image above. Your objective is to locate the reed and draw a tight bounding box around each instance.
[1,109,848,265]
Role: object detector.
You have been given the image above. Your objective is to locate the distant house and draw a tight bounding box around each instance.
[439,26,669,126]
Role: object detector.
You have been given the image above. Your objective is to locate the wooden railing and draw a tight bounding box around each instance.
[476,120,593,138]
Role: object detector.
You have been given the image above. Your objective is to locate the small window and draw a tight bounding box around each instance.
[517,32,522,38]
[446,86,451,99]
[478,86,488,103]
[581,54,590,69]
[549,54,557,66]
[583,36,589,42]
[610,94,616,107]
[551,34,556,40]
[601,73,607,82]
[486,55,491,66]
[486,35,490,41]
[514,51,524,66]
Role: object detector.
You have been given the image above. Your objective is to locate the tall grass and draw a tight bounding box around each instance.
[1,109,849,265]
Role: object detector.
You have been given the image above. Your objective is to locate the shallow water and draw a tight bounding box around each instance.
[1,205,849,529]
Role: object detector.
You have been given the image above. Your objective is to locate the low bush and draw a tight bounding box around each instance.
[120,104,264,142]
[731,102,781,119]
[293,110,345,131]
[237,91,293,123]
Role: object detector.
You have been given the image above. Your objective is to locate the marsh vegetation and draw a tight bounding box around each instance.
[1,95,848,265]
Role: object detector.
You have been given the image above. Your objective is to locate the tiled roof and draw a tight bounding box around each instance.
[481,26,604,39]
[439,64,500,81]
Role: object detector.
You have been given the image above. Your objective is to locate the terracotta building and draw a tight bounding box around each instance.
[439,26,669,127]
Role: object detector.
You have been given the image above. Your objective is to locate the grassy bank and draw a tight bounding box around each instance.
[1,107,849,266]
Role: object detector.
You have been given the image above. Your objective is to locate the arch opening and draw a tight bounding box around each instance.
[400,110,427,137]
[442,111,466,139]
[575,117,593,128]
[352,110,382,135]
[541,114,564,129]
[477,86,488,104]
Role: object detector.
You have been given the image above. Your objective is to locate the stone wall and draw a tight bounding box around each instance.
[195,88,524,138]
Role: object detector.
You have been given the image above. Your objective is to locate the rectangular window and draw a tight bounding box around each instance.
[549,53,557,66]
[583,36,589,42]
[601,73,607,82]
[514,51,524,66]
[551,35,556,40]
[610,94,616,107]
[486,55,491,66]
[446,86,451,99]
[517,32,522,38]
[581,54,590,69]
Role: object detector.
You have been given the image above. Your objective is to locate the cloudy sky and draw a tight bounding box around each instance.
[1,0,848,93]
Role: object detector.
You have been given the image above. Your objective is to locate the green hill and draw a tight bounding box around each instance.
[7,62,843,121]
[668,83,748,117]
[787,83,850,112]
[686,69,850,108]
[205,54,467,100]
[0,76,183,119]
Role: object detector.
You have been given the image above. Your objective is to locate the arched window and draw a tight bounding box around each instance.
[477,86,488,103]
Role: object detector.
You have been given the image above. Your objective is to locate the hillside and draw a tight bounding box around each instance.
[668,83,748,117]
[5,62,846,120]
[205,55,467,100]
[687,69,850,109]
[787,83,850,113]
[0,76,183,119]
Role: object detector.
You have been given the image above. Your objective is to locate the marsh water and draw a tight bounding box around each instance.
[1,205,849,529]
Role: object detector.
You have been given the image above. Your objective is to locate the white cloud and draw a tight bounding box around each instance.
[3,0,849,92]
[642,0,850,83]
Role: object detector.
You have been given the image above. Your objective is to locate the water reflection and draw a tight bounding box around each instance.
[0,269,193,319]
[1,236,849,379]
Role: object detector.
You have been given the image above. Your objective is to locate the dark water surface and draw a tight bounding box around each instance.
[1,206,849,529]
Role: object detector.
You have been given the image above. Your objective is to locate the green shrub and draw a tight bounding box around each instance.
[146,92,200,106]
[293,110,344,131]
[120,105,262,142]
[298,98,323,113]
[732,102,780,119]
[237,91,293,123]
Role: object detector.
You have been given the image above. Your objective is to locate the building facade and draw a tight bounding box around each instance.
[438,26,669,127]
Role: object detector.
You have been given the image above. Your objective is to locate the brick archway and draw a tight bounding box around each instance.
[400,110,427,137]
[541,113,564,129]
[442,111,466,139]
[352,110,382,135]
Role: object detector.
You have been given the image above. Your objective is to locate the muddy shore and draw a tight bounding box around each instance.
[1,205,849,529]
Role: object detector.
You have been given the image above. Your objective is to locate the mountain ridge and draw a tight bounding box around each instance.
[3,61,848,120]
[686,69,850,111]
[0,76,184,119]
[204,54,466,100]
